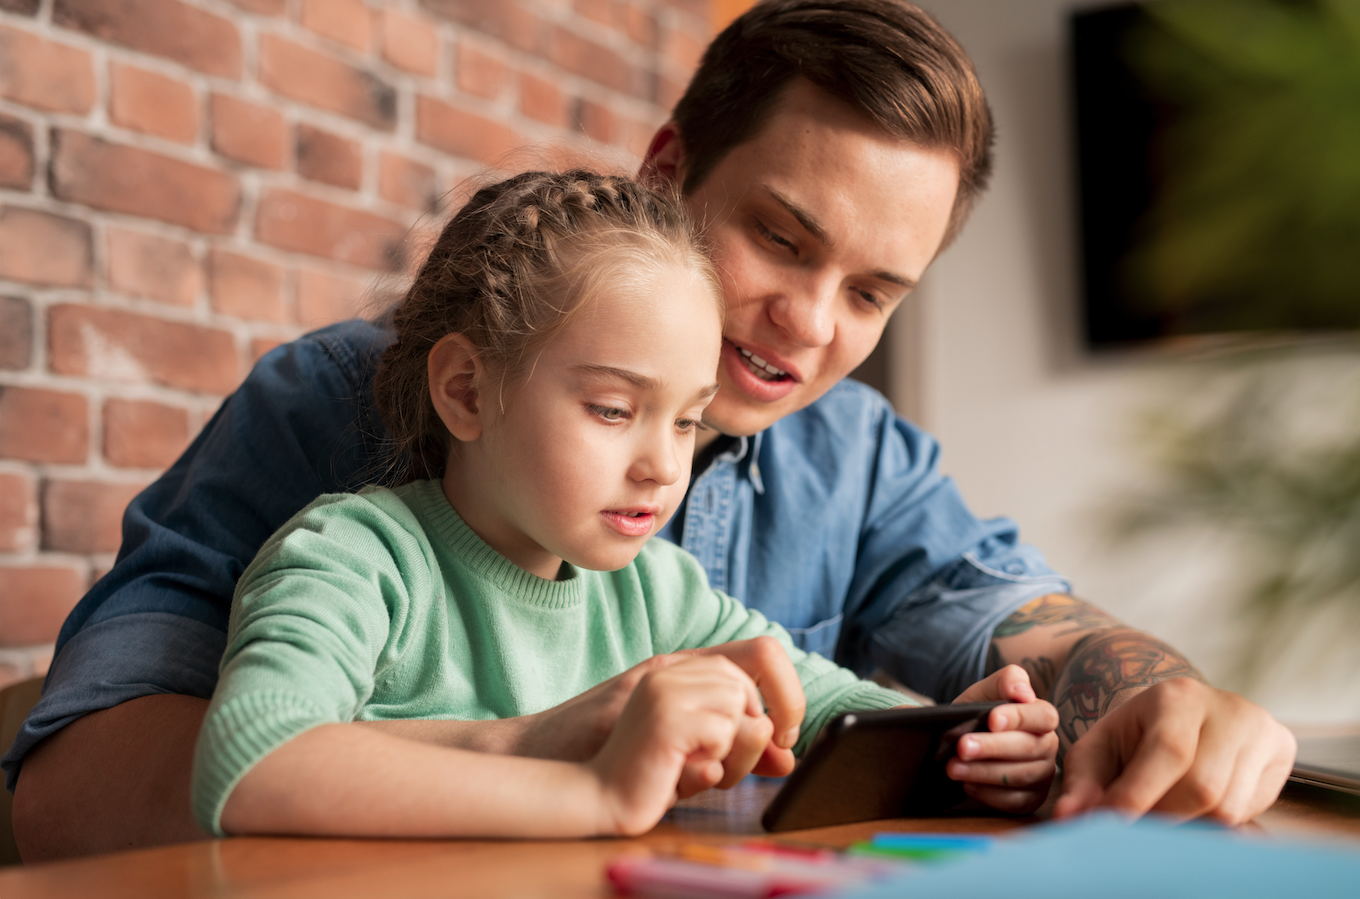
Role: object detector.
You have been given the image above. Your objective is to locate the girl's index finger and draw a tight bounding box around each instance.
[694,637,807,749]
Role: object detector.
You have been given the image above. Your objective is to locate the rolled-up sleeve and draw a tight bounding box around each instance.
[836,403,1070,703]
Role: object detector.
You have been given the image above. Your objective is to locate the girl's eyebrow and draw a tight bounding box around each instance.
[573,363,658,389]
[573,363,720,402]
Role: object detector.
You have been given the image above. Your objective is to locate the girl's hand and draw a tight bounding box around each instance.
[587,656,769,836]
[947,665,1059,814]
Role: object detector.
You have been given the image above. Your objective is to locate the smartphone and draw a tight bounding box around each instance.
[761,701,1002,832]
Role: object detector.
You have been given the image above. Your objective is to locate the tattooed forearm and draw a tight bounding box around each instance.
[992,593,1121,639]
[1050,628,1205,759]
[985,643,1058,700]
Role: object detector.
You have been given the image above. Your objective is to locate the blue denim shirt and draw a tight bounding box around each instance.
[3,321,1068,790]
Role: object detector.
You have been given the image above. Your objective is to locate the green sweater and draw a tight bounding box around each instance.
[192,479,910,835]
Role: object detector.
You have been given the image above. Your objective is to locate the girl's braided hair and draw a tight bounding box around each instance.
[373,169,720,484]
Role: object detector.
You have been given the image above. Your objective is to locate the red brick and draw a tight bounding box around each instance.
[0,472,36,552]
[108,63,198,145]
[657,74,686,111]
[41,479,144,554]
[0,296,32,370]
[0,0,40,15]
[210,93,287,170]
[259,34,396,131]
[0,25,96,114]
[0,113,35,189]
[421,0,539,53]
[663,23,706,74]
[416,95,523,166]
[256,188,406,271]
[0,206,92,288]
[574,98,616,144]
[380,10,438,77]
[456,40,508,100]
[0,387,89,465]
[296,268,368,328]
[106,227,201,306]
[619,112,661,158]
[250,336,284,362]
[300,0,371,52]
[103,398,189,469]
[379,152,437,212]
[222,0,284,13]
[296,124,363,190]
[622,5,658,49]
[208,249,286,322]
[48,304,240,394]
[53,0,241,78]
[547,25,651,98]
[574,0,612,27]
[0,566,82,647]
[520,72,567,127]
[50,130,240,235]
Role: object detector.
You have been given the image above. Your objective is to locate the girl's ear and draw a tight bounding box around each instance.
[428,333,487,442]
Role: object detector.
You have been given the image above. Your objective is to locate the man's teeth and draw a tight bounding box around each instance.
[737,347,786,381]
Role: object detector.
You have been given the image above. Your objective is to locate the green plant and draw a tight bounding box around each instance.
[1123,0,1360,332]
[1116,348,1360,689]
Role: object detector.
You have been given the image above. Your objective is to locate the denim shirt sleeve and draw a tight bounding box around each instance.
[2,321,392,791]
[834,391,1071,703]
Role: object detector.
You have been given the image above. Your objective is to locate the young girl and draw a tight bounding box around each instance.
[191,171,1055,839]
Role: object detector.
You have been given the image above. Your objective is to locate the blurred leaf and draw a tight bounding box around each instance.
[1120,0,1360,332]
[1115,348,1360,689]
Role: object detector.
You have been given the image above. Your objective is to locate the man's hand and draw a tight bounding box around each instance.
[948,665,1059,814]
[1055,677,1297,825]
[990,594,1296,825]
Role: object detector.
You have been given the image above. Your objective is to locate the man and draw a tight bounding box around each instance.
[6,0,1294,859]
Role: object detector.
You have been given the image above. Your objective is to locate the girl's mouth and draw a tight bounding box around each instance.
[601,510,655,537]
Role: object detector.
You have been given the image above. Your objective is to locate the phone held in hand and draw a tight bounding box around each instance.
[761,702,1002,832]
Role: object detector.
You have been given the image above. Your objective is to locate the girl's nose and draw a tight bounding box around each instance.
[629,433,682,486]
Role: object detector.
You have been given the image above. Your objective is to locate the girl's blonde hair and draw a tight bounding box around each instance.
[373,169,721,484]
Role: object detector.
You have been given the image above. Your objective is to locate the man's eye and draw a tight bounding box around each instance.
[856,288,885,311]
[588,405,629,422]
[755,221,795,252]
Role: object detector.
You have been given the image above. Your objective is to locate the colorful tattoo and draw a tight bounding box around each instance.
[992,594,1121,639]
[1050,629,1204,759]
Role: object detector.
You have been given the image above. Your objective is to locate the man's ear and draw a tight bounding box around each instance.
[639,122,685,189]
[428,333,487,442]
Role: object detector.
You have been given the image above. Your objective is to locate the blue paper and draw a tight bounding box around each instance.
[839,813,1360,898]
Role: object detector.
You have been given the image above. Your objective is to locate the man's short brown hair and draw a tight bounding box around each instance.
[672,0,993,247]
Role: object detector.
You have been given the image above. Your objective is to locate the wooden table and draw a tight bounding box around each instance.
[2,776,1358,899]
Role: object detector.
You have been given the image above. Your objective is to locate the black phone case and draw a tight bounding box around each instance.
[761,701,1002,832]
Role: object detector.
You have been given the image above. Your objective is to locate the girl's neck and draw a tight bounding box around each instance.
[439,466,567,581]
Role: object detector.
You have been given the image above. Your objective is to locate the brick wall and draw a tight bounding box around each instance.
[0,0,715,689]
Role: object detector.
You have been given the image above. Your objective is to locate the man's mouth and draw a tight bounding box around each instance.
[736,345,791,382]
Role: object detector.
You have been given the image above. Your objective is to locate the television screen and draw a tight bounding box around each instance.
[1071,0,1360,349]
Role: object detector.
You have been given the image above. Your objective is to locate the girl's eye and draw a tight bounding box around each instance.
[676,418,710,434]
[588,404,629,422]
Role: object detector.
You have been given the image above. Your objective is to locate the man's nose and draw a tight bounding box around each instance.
[768,275,836,347]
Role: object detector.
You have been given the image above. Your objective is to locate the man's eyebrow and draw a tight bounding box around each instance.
[763,186,831,247]
[761,187,916,291]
